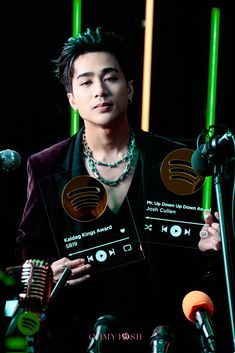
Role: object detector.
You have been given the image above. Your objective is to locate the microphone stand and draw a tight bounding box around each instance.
[49,265,72,305]
[212,163,235,352]
[33,266,72,353]
[199,331,214,353]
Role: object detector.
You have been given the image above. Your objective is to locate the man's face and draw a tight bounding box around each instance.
[67,51,133,129]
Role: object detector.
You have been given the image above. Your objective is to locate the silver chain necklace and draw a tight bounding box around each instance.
[82,129,136,186]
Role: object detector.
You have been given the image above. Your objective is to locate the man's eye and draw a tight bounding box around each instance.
[104,76,117,82]
[81,80,91,86]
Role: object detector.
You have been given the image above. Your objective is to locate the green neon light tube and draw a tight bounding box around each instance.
[202,7,220,213]
[70,0,82,136]
[5,336,27,350]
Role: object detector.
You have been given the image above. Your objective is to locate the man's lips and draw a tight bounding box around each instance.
[93,102,112,109]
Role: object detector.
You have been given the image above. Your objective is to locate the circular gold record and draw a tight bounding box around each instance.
[160,148,205,195]
[61,175,108,222]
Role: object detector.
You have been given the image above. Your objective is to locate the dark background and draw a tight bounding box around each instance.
[0,0,234,351]
[0,0,233,270]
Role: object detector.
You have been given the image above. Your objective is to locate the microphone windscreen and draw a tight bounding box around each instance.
[191,147,214,176]
[182,291,214,323]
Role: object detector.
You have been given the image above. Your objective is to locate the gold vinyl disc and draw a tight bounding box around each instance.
[61,175,108,222]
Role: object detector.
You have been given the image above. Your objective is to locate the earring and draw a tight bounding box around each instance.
[128,96,133,104]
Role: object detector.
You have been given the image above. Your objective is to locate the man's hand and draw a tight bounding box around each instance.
[198,211,221,252]
[51,257,91,286]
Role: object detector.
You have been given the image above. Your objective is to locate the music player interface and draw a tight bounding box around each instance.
[39,172,144,274]
[143,148,208,249]
[144,198,207,249]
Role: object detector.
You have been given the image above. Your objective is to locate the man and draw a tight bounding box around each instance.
[16,27,224,353]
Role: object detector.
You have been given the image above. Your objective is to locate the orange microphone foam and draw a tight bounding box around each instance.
[182,290,214,323]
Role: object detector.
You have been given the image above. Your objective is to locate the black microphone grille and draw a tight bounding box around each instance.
[150,325,174,343]
[94,314,117,329]
[191,147,214,177]
[0,149,21,171]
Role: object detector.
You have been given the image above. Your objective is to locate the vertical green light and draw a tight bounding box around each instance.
[5,336,27,351]
[70,0,82,136]
[202,8,220,212]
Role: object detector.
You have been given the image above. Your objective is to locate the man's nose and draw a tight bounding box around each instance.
[94,80,108,98]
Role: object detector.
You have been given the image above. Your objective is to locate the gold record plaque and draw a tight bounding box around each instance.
[160,148,205,195]
[61,175,108,222]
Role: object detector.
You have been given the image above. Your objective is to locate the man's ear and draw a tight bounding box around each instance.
[127,80,134,100]
[67,92,77,110]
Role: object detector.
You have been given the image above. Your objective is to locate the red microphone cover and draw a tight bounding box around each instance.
[182,290,214,323]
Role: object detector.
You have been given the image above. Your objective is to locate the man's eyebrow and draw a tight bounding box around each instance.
[76,67,119,80]
[102,67,119,75]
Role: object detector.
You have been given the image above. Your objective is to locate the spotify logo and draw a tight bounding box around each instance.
[17,311,40,336]
[61,175,108,222]
[160,148,205,195]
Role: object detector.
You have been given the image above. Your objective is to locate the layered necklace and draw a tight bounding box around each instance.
[82,129,136,186]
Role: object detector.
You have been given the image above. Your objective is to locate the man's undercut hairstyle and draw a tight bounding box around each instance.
[53,27,132,93]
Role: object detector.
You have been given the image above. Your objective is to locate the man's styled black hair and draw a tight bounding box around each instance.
[53,27,132,93]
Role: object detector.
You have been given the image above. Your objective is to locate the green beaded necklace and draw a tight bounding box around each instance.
[82,129,136,186]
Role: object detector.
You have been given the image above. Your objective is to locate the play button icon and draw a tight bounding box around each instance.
[95,250,107,262]
[170,225,182,237]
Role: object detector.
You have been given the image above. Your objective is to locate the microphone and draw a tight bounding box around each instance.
[150,325,174,353]
[87,314,116,353]
[191,131,234,176]
[19,259,53,315]
[6,259,53,337]
[182,290,216,353]
[0,149,21,171]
